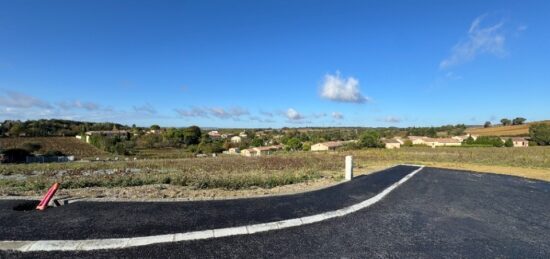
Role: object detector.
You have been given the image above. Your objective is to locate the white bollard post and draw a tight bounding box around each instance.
[345,155,353,181]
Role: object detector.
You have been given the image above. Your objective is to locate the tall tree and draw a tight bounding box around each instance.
[500,118,512,126]
[512,117,527,125]
[529,123,550,146]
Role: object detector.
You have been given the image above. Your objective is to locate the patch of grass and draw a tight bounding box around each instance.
[1,147,549,195]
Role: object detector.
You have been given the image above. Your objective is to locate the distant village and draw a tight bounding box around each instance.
[73,128,531,159]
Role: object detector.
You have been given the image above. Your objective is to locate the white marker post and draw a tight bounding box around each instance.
[345,155,353,181]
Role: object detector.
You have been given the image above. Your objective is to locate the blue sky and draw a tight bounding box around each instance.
[1,0,549,128]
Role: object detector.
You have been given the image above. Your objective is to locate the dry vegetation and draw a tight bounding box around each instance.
[0,137,107,158]
[465,120,550,136]
[1,146,549,198]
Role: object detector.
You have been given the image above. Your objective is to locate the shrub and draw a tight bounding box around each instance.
[44,150,65,156]
[504,138,514,147]
[1,148,31,163]
[359,131,383,148]
[529,123,550,146]
[20,142,41,153]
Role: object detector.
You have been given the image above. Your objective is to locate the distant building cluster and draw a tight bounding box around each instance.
[76,130,130,143]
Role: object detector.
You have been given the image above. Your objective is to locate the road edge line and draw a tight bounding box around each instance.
[2,165,424,252]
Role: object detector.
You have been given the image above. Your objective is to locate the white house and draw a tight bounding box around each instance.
[231,136,242,143]
[310,141,346,151]
[208,131,221,140]
[511,137,529,147]
[228,147,240,154]
[382,139,401,149]
[241,145,283,157]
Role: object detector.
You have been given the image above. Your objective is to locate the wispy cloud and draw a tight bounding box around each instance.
[58,100,100,111]
[311,112,327,119]
[331,112,344,120]
[175,107,209,118]
[260,110,274,117]
[0,90,52,109]
[320,72,370,103]
[440,14,507,69]
[133,103,157,114]
[175,106,249,120]
[249,116,275,123]
[209,107,249,119]
[382,116,402,123]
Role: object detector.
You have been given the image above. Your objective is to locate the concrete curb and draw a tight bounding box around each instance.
[0,165,424,252]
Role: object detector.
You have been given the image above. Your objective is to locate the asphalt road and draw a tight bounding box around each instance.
[0,165,417,240]
[3,167,550,258]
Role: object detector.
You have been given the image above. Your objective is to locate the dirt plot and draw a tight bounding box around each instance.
[1,147,549,199]
[0,137,106,158]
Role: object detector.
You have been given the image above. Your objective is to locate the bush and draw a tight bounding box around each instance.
[529,123,550,146]
[504,138,513,147]
[20,142,41,153]
[44,150,65,156]
[359,131,383,148]
[464,136,504,147]
[1,148,31,163]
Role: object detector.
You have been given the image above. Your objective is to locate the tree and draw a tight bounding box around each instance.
[529,123,550,146]
[484,121,492,128]
[150,124,161,130]
[504,138,514,147]
[9,123,23,136]
[500,118,512,126]
[512,117,527,125]
[182,126,201,145]
[359,131,382,148]
[250,138,263,147]
[285,137,302,151]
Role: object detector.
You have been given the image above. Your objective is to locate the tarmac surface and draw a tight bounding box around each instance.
[0,165,417,240]
[3,166,550,258]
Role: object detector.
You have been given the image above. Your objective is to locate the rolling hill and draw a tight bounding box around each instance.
[0,137,107,158]
[465,120,550,137]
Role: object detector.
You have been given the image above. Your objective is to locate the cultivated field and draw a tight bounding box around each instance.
[0,137,107,158]
[465,120,550,136]
[1,146,549,199]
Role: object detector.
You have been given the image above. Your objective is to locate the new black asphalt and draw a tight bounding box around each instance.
[4,167,550,258]
[0,165,418,240]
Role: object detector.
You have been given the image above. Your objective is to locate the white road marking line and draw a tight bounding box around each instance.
[0,165,424,252]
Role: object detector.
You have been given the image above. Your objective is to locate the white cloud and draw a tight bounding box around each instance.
[440,14,507,69]
[320,72,369,103]
[285,108,304,120]
[0,90,52,109]
[331,112,344,120]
